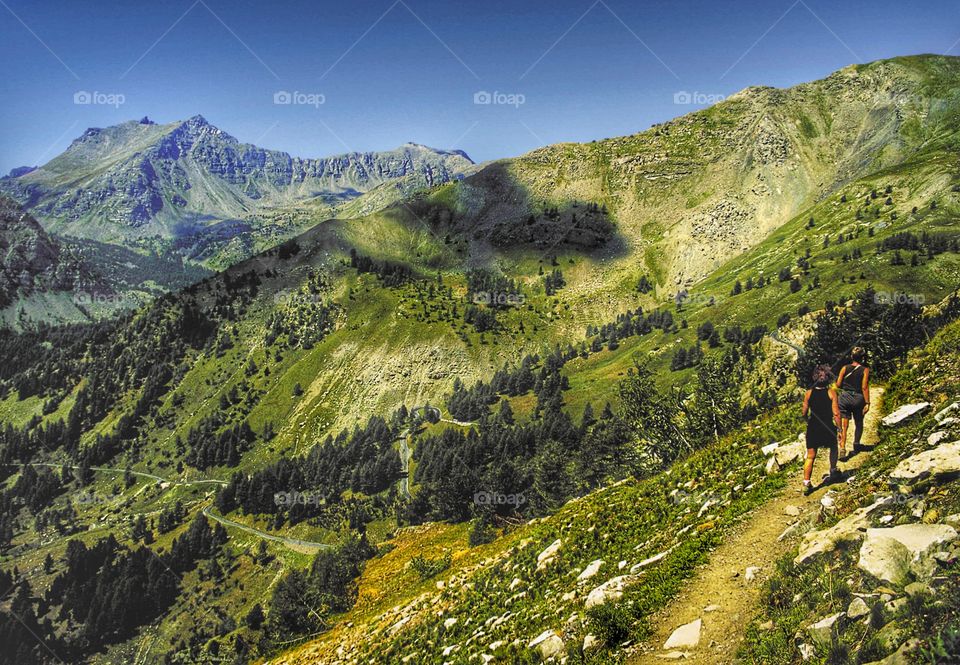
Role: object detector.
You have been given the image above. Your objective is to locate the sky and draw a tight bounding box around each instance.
[0,0,958,174]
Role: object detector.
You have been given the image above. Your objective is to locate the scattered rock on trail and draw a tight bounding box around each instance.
[888,440,960,490]
[745,566,761,582]
[881,402,930,427]
[784,504,801,517]
[663,618,702,649]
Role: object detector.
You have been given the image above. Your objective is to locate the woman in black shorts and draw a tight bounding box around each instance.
[836,346,871,460]
[802,364,841,495]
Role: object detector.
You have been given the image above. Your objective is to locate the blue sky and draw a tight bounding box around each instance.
[0,0,958,174]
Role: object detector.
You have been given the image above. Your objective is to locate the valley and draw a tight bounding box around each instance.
[0,54,959,665]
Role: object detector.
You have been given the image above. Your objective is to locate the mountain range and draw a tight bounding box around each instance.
[0,54,959,665]
[0,116,473,324]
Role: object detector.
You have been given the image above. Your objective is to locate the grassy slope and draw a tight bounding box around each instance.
[1,54,959,663]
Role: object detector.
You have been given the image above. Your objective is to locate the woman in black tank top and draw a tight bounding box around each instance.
[802,365,841,495]
[836,346,871,460]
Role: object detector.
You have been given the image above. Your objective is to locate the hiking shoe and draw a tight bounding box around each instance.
[803,483,813,496]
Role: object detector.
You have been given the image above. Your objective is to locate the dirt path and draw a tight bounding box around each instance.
[629,388,884,664]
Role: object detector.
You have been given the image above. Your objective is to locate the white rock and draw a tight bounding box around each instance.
[889,440,960,489]
[882,402,930,427]
[935,402,959,423]
[795,496,892,565]
[761,441,780,455]
[441,644,458,656]
[585,575,635,609]
[928,431,949,447]
[784,505,802,517]
[798,643,815,661]
[536,539,562,571]
[745,566,761,582]
[859,524,958,585]
[618,560,628,570]
[443,617,458,629]
[509,577,522,591]
[663,618,702,649]
[703,604,720,612]
[774,438,806,466]
[577,559,604,582]
[807,612,845,648]
[630,546,676,573]
[528,629,564,659]
[765,456,780,475]
[847,596,870,620]
[582,633,599,651]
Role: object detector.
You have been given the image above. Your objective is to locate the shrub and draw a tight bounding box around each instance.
[410,553,452,580]
[587,602,634,645]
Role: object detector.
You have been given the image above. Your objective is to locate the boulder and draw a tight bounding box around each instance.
[928,431,949,447]
[663,618,702,649]
[847,596,870,620]
[784,504,802,517]
[577,559,604,582]
[528,629,564,659]
[858,533,913,586]
[858,524,958,585]
[585,575,634,609]
[806,612,844,649]
[582,634,600,651]
[795,496,892,565]
[630,546,676,573]
[889,440,960,489]
[934,402,959,423]
[881,402,930,427]
[774,436,806,466]
[536,539,562,571]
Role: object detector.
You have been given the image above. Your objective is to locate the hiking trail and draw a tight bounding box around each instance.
[629,387,884,664]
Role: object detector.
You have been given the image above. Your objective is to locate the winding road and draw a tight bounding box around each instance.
[767,330,805,356]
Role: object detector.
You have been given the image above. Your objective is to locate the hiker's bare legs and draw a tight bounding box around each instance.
[839,417,849,460]
[803,449,816,482]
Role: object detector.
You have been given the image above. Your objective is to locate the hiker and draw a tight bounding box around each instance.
[836,346,871,460]
[802,364,841,496]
